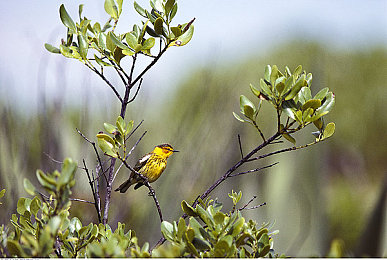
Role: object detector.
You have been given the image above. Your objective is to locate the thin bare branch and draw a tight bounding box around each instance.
[131,45,168,87]
[246,139,322,163]
[69,198,94,204]
[127,78,143,104]
[76,128,107,183]
[241,202,267,211]
[84,63,123,103]
[237,134,243,158]
[238,195,257,211]
[229,162,279,178]
[113,131,147,183]
[83,159,102,223]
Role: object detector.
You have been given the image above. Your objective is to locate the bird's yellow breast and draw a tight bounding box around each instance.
[139,156,167,183]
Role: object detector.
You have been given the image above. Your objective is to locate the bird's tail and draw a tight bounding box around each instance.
[115,178,134,193]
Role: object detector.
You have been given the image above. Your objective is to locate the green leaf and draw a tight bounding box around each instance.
[249,83,261,97]
[154,17,164,35]
[0,189,5,199]
[36,169,56,190]
[282,75,294,95]
[165,0,176,16]
[293,65,302,78]
[116,116,125,134]
[259,78,272,97]
[96,136,117,158]
[104,123,117,134]
[282,132,296,145]
[161,221,174,241]
[302,99,321,111]
[134,1,147,17]
[77,34,88,59]
[274,76,286,95]
[298,86,312,104]
[231,217,245,236]
[60,44,73,58]
[7,240,25,257]
[138,20,149,44]
[316,92,335,114]
[313,117,324,130]
[125,32,137,49]
[58,158,77,187]
[108,31,129,50]
[181,200,197,216]
[59,4,76,33]
[285,74,306,101]
[196,205,214,227]
[44,43,60,54]
[170,4,178,20]
[23,178,36,195]
[94,55,112,67]
[104,0,118,19]
[30,197,41,217]
[169,24,194,47]
[243,105,254,119]
[98,32,107,50]
[142,37,155,50]
[264,65,271,82]
[125,120,134,135]
[239,95,255,115]
[306,72,313,86]
[314,87,329,100]
[233,112,245,123]
[323,122,335,139]
[17,198,27,215]
[270,65,279,85]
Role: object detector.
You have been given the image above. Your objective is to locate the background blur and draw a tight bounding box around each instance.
[1,0,386,257]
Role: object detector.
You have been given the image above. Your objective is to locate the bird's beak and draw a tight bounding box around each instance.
[173,149,180,153]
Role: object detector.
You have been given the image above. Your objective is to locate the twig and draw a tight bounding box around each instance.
[237,134,243,158]
[84,63,123,103]
[83,159,102,223]
[190,131,281,210]
[102,159,116,224]
[238,195,257,211]
[127,78,143,104]
[131,45,168,87]
[119,158,164,222]
[241,202,267,211]
[113,131,147,183]
[76,128,107,183]
[228,162,279,178]
[127,120,144,140]
[246,140,322,163]
[69,198,95,204]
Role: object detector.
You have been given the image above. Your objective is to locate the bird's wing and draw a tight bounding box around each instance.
[134,152,152,172]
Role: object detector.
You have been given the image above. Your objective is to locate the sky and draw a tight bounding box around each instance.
[0,0,386,113]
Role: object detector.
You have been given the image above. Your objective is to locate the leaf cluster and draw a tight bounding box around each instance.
[234,65,335,144]
[157,191,282,258]
[45,0,194,66]
[96,115,134,159]
[0,159,150,257]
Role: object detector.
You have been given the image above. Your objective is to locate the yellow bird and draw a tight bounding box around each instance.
[115,143,179,193]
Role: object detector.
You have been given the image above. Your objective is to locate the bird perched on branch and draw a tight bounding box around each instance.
[115,143,179,193]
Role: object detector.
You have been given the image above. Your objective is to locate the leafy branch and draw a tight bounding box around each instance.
[44,0,195,225]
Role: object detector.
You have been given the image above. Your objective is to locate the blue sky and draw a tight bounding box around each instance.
[0,0,386,112]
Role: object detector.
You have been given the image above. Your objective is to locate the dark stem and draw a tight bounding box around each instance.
[191,131,281,209]
[102,159,116,224]
[83,159,102,223]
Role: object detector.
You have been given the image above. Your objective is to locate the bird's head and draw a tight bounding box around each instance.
[153,143,179,158]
